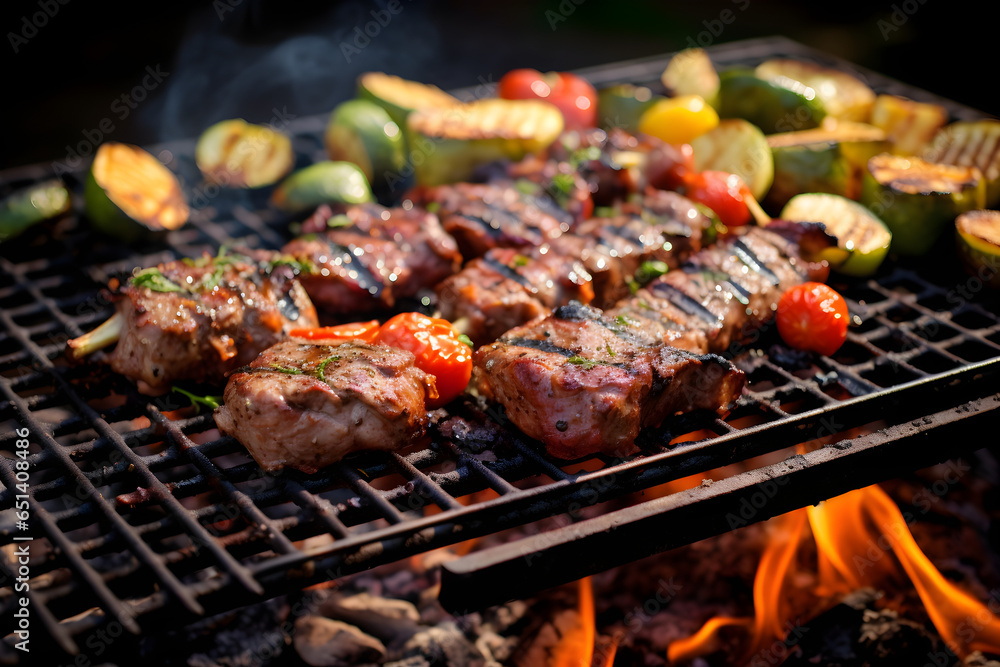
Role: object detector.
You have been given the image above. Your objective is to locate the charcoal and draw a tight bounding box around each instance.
[401,622,486,667]
[293,615,387,667]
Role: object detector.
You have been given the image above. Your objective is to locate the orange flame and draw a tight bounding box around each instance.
[551,576,596,667]
[668,483,1000,664]
[809,484,1000,658]
[666,510,807,664]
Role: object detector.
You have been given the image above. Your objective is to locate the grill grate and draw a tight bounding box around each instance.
[2,35,999,660]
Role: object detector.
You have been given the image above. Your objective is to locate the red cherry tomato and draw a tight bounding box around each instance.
[775,282,850,356]
[289,320,381,342]
[375,312,473,409]
[498,69,598,130]
[683,170,753,227]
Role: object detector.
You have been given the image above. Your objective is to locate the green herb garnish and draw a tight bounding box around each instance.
[327,214,353,228]
[457,333,474,348]
[550,173,575,197]
[171,386,223,413]
[268,365,303,375]
[267,255,316,275]
[513,179,541,196]
[315,354,341,381]
[606,344,616,357]
[568,145,601,168]
[634,260,669,285]
[512,254,530,267]
[425,201,441,214]
[132,268,184,293]
[565,355,608,370]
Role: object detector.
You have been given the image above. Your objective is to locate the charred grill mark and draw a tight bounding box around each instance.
[323,238,384,297]
[648,282,721,325]
[552,301,603,322]
[458,213,505,239]
[502,337,578,357]
[731,239,781,286]
[482,254,536,290]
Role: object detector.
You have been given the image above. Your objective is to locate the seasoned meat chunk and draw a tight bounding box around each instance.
[474,302,744,459]
[283,203,462,314]
[104,249,318,394]
[416,182,571,259]
[614,222,835,355]
[435,246,594,345]
[215,340,432,473]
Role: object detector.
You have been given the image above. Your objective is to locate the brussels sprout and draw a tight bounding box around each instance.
[954,209,1000,288]
[716,69,826,135]
[195,119,294,188]
[923,119,1000,206]
[85,142,189,242]
[324,98,407,195]
[660,47,720,109]
[597,84,662,134]
[407,98,564,187]
[357,71,461,132]
[0,179,71,241]
[861,153,985,256]
[271,161,373,214]
[869,95,948,156]
[755,59,876,122]
[765,122,888,210]
[690,118,774,200]
[781,193,892,276]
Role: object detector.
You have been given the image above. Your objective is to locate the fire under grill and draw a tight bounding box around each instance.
[2,36,999,661]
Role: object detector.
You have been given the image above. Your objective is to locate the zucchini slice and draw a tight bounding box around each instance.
[861,153,985,256]
[0,179,71,241]
[955,209,1000,287]
[754,58,876,122]
[85,143,189,241]
[660,47,720,108]
[716,69,826,134]
[324,98,407,194]
[271,161,373,214]
[357,72,461,131]
[690,118,774,200]
[868,94,948,157]
[195,119,294,188]
[765,121,888,209]
[407,98,564,186]
[597,83,662,134]
[922,119,1000,207]
[780,192,892,276]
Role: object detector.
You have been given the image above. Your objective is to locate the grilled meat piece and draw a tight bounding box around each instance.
[435,191,711,344]
[609,222,835,355]
[573,190,712,307]
[415,182,571,259]
[215,340,432,473]
[106,249,319,394]
[474,302,744,459]
[283,203,462,314]
[435,246,594,345]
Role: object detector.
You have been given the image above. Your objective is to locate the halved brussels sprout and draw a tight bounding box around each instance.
[195,119,294,188]
[85,143,189,241]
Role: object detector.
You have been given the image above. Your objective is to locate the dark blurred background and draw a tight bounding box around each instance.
[1,0,994,173]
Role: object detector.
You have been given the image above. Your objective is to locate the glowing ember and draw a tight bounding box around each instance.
[667,483,1000,664]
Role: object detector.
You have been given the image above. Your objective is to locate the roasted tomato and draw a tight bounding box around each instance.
[375,312,473,408]
[683,170,753,227]
[498,69,598,130]
[289,320,381,342]
[775,282,849,356]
